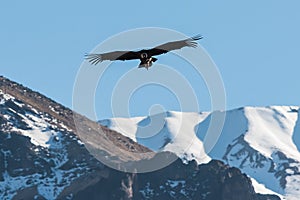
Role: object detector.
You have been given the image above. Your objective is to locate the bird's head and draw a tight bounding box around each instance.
[141,52,148,59]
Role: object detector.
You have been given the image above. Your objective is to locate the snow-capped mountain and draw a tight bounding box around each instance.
[1,76,280,200]
[99,106,300,200]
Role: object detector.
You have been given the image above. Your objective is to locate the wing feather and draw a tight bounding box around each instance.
[85,51,139,65]
[149,35,203,56]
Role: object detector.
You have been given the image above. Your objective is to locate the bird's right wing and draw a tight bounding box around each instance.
[85,51,140,65]
[149,35,203,56]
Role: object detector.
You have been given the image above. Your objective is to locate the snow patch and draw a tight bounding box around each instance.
[251,178,284,198]
[11,111,62,149]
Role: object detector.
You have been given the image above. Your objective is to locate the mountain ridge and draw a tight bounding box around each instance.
[99,106,300,199]
[0,76,152,161]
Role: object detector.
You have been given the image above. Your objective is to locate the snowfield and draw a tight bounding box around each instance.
[99,106,300,199]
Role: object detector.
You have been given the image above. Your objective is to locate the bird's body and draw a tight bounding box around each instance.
[86,35,202,70]
[136,51,158,70]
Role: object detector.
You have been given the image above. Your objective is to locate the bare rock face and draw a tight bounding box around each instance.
[73,158,280,200]
[0,76,280,200]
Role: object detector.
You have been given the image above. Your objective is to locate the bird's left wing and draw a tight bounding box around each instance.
[85,51,140,65]
[148,35,203,56]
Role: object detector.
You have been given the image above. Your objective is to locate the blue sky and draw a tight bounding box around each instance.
[1,1,300,119]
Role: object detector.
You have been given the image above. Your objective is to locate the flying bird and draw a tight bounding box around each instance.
[85,35,203,70]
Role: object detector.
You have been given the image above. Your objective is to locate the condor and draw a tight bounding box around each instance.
[85,35,202,70]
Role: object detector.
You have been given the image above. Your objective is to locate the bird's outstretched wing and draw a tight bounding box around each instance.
[85,51,140,65]
[148,35,203,56]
